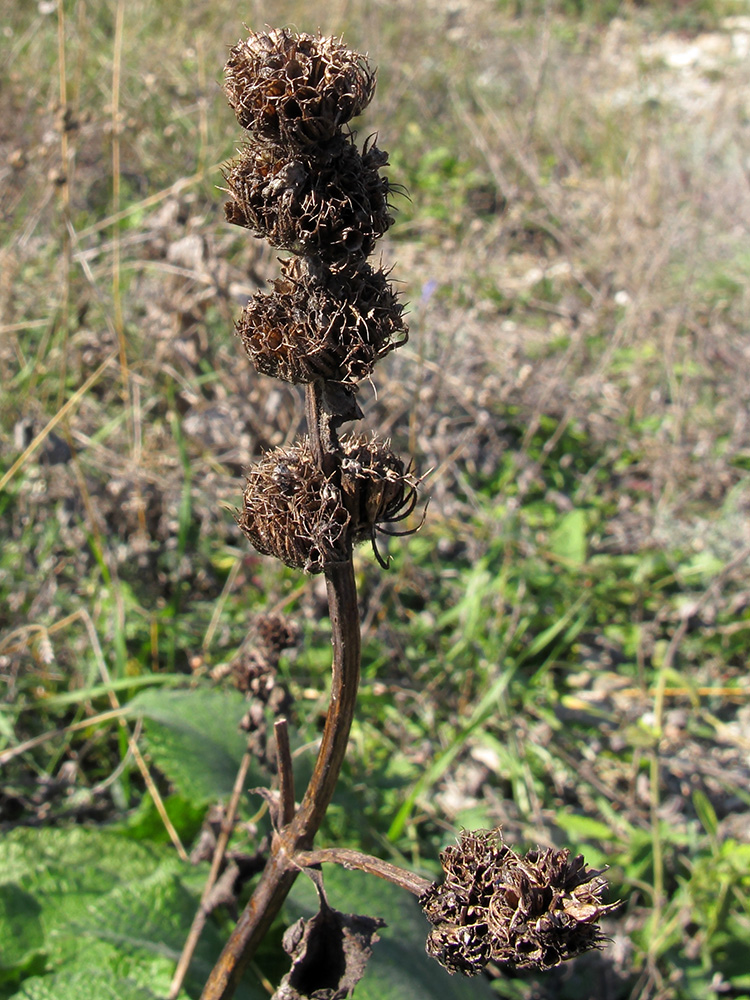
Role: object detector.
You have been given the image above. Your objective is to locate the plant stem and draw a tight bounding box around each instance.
[293,847,433,897]
[199,559,361,1000]
[274,718,296,828]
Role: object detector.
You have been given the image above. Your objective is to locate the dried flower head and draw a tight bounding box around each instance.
[224,135,393,260]
[419,830,617,976]
[239,436,417,573]
[236,256,406,385]
[239,440,349,573]
[225,29,376,147]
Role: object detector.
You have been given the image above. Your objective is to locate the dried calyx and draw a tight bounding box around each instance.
[225,29,376,147]
[419,830,618,976]
[238,436,417,574]
[236,257,406,385]
[224,137,394,259]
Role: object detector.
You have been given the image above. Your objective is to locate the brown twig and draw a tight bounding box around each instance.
[293,847,432,897]
[169,735,256,999]
[199,560,361,1000]
[274,718,296,828]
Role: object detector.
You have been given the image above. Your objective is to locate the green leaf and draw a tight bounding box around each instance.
[117,792,208,845]
[0,885,46,987]
[554,813,617,844]
[285,864,495,1000]
[127,687,263,804]
[693,790,719,840]
[0,826,263,1000]
[549,509,588,565]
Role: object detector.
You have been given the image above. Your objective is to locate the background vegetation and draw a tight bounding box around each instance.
[2,1,750,998]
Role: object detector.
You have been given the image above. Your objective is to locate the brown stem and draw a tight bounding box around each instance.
[293,847,433,897]
[305,380,326,471]
[200,560,361,1000]
[274,718,296,828]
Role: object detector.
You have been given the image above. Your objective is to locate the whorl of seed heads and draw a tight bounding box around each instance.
[225,29,376,147]
[420,830,617,976]
[223,136,393,260]
[238,436,416,574]
[236,256,407,385]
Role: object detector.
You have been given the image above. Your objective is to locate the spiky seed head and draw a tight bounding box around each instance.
[235,257,407,385]
[223,135,394,259]
[419,830,617,976]
[225,29,376,147]
[238,436,416,573]
[238,441,349,573]
[339,434,415,546]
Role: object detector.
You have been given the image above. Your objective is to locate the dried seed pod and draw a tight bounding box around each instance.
[236,257,407,385]
[223,134,394,260]
[419,830,617,976]
[239,441,350,573]
[239,437,417,573]
[225,29,375,146]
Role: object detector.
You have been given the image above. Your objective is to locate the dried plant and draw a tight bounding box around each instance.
[420,830,618,975]
[196,28,616,1000]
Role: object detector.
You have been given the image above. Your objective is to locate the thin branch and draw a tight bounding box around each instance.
[274,718,296,828]
[293,848,432,897]
[168,736,256,1000]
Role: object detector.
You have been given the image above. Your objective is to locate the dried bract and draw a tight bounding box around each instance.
[224,136,393,260]
[339,435,418,565]
[236,257,407,385]
[225,29,375,146]
[419,830,617,976]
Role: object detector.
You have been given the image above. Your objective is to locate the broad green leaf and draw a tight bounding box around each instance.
[285,864,495,1000]
[0,885,46,986]
[0,826,263,1000]
[127,687,263,804]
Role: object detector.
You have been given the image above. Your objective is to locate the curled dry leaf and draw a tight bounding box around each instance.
[273,867,385,1000]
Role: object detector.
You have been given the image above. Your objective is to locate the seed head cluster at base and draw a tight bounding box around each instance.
[420,830,617,976]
